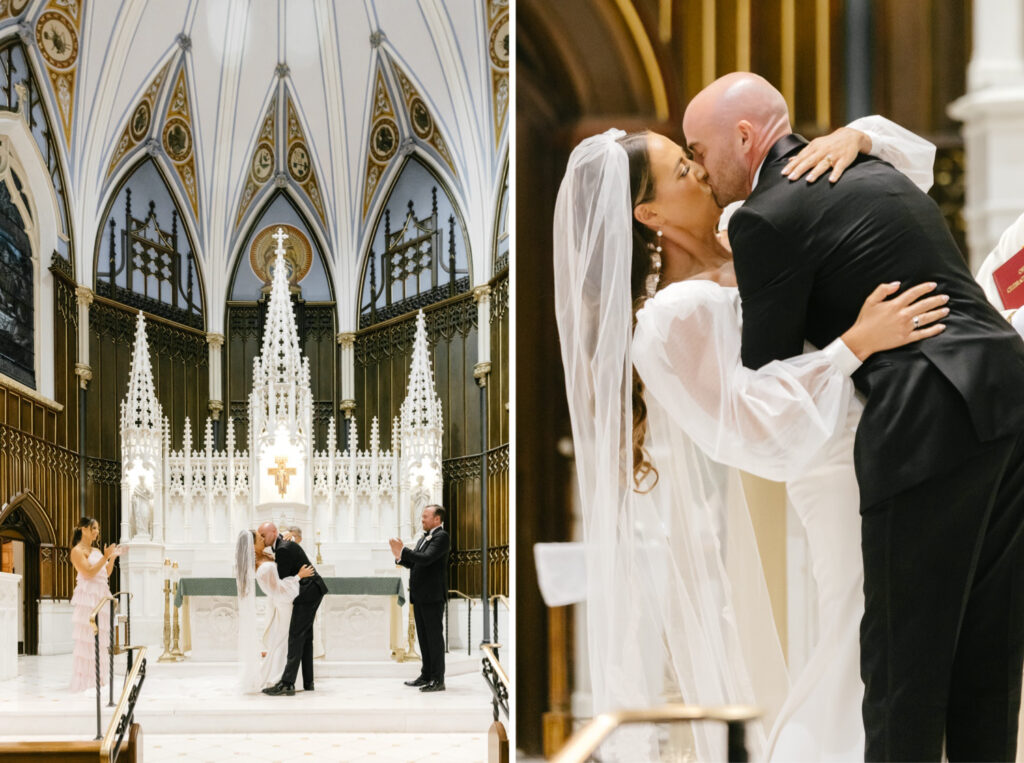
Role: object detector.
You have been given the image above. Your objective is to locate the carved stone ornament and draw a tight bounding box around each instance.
[73,362,91,388]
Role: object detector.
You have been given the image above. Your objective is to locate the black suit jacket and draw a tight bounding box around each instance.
[731,134,1024,507]
[396,527,449,605]
[273,537,328,601]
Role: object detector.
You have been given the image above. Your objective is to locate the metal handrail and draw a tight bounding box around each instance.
[109,590,134,667]
[481,643,509,722]
[550,704,761,763]
[89,595,118,738]
[99,646,147,763]
[488,594,509,657]
[445,589,476,656]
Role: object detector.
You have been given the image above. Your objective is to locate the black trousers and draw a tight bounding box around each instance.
[281,591,324,688]
[861,432,1024,762]
[413,601,445,682]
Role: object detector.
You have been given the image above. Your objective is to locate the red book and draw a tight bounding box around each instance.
[992,246,1024,309]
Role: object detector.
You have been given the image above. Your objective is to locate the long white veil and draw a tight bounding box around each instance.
[234,530,261,693]
[552,130,788,761]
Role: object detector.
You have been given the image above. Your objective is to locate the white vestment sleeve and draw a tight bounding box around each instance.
[847,115,936,192]
[632,280,855,482]
[974,211,1024,310]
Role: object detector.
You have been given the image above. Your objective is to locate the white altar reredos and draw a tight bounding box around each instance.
[119,228,444,656]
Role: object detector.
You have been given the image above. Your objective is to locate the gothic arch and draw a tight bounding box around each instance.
[225,188,335,306]
[92,157,207,330]
[0,490,56,546]
[356,152,472,328]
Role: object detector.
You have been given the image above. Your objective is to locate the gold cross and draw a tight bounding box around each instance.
[268,456,296,497]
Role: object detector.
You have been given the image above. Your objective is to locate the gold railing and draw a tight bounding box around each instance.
[551,704,760,763]
[99,646,147,762]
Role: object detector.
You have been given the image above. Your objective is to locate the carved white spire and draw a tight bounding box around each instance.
[249,227,313,448]
[122,312,162,430]
[119,311,165,544]
[400,310,443,434]
[253,228,309,391]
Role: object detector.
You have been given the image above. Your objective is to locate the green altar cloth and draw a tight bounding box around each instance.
[175,577,405,607]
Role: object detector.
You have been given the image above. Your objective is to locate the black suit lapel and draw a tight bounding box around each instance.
[763,133,807,167]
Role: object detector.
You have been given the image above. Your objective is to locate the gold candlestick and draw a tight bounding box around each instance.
[170,561,185,659]
[157,560,175,662]
[405,604,420,661]
[316,529,323,565]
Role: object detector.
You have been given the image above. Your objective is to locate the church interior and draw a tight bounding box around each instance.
[0,0,509,761]
[518,0,1024,759]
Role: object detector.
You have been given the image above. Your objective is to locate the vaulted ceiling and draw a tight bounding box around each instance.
[2,0,508,331]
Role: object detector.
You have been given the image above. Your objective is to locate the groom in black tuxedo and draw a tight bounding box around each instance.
[390,504,450,692]
[685,73,1024,761]
[257,521,328,695]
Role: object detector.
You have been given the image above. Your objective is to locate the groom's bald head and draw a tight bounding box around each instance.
[257,521,278,547]
[683,72,791,206]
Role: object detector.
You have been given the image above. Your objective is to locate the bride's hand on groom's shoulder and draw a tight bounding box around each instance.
[782,127,872,184]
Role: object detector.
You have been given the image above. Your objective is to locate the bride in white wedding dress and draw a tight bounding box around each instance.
[554,117,1023,762]
[235,530,314,693]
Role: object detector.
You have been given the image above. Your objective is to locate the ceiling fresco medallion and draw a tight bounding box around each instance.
[250,224,312,287]
[252,142,274,183]
[129,100,151,142]
[36,11,77,69]
[162,117,192,162]
[371,118,399,162]
[287,143,311,182]
[489,15,509,68]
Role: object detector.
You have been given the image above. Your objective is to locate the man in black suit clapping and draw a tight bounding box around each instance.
[390,505,449,692]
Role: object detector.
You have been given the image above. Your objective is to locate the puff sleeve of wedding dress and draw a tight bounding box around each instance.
[256,562,300,605]
[632,279,860,482]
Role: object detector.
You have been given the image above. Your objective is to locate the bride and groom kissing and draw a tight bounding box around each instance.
[556,71,1024,761]
[234,521,328,696]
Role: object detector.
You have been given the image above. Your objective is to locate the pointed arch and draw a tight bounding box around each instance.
[492,155,509,274]
[356,152,472,328]
[93,157,206,330]
[227,188,335,306]
[0,490,56,547]
[0,37,74,267]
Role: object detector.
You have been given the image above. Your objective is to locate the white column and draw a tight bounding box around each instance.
[74,286,93,389]
[473,285,492,371]
[337,331,356,418]
[0,572,21,678]
[948,0,1024,272]
[207,333,224,420]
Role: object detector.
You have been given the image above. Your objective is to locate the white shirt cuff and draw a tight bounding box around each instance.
[823,337,863,376]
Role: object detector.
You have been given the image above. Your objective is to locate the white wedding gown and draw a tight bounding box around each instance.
[630,119,1024,761]
[255,561,300,689]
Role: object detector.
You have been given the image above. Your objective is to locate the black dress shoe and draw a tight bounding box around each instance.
[303,684,314,692]
[404,676,429,687]
[420,680,446,692]
[262,681,295,696]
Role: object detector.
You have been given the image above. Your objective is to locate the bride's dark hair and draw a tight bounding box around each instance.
[617,131,660,491]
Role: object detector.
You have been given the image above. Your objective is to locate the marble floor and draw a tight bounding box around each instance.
[0,653,499,761]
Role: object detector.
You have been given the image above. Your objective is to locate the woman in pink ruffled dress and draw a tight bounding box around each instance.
[69,516,121,692]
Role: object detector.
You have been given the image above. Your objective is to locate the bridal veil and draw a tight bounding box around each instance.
[553,130,788,760]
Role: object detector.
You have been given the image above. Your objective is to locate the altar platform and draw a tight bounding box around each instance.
[1,653,494,737]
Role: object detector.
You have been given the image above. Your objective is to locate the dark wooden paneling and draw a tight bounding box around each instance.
[354,282,508,600]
